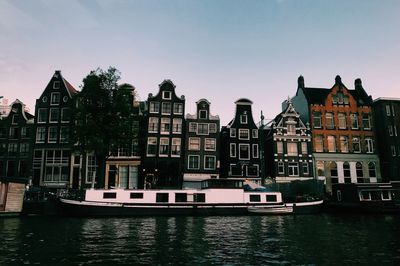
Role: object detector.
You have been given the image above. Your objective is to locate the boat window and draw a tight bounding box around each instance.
[175,193,187,202]
[194,193,205,202]
[156,193,169,203]
[130,193,143,199]
[360,191,370,201]
[266,195,277,202]
[382,191,391,200]
[103,192,117,199]
[370,191,380,201]
[249,194,261,202]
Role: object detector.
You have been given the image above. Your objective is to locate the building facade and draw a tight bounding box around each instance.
[183,99,220,188]
[32,70,78,188]
[373,98,400,181]
[290,76,381,193]
[0,100,34,180]
[220,99,261,183]
[141,80,185,188]
[265,98,314,183]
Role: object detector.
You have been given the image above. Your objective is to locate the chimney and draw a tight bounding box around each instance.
[298,75,305,89]
[354,78,368,98]
[335,75,342,85]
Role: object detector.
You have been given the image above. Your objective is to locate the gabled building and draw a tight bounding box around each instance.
[289,75,381,193]
[220,99,261,184]
[141,80,185,188]
[104,84,142,189]
[0,100,34,180]
[32,70,78,188]
[265,98,314,183]
[373,98,400,181]
[183,99,220,188]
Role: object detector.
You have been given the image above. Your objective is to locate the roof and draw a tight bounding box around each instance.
[235,98,253,105]
[63,78,78,96]
[300,87,330,105]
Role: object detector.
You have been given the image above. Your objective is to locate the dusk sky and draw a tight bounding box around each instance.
[1,0,400,125]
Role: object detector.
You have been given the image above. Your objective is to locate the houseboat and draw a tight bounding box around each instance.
[59,179,323,217]
[0,177,28,217]
[326,182,400,214]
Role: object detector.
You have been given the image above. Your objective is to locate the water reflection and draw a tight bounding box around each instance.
[1,215,400,265]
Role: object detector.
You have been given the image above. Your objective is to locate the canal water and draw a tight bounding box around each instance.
[1,214,400,265]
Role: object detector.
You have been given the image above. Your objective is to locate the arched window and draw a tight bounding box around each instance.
[356,162,363,177]
[330,162,338,177]
[343,162,351,177]
[316,161,325,177]
[368,162,376,178]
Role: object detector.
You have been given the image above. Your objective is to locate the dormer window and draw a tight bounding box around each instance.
[199,110,207,119]
[162,91,171,100]
[53,81,60,89]
[240,115,247,124]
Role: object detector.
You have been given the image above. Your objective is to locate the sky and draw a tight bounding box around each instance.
[1,0,400,125]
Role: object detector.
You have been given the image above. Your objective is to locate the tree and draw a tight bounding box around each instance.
[71,67,138,188]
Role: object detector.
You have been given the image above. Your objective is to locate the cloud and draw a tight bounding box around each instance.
[0,1,41,30]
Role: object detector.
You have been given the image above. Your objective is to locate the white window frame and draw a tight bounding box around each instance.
[161,102,171,114]
[205,138,216,151]
[353,137,361,153]
[278,162,284,174]
[188,155,200,170]
[239,144,250,160]
[350,113,359,129]
[50,92,60,105]
[204,155,216,170]
[148,117,159,133]
[172,118,182,134]
[199,110,207,119]
[53,81,60,89]
[197,123,209,135]
[303,162,309,175]
[36,127,46,143]
[146,137,157,156]
[173,103,183,114]
[188,137,200,151]
[48,126,58,143]
[252,144,259,158]
[189,122,197,133]
[209,123,217,133]
[230,128,236,137]
[287,142,298,156]
[288,162,299,176]
[365,138,374,153]
[240,115,248,124]
[160,118,171,134]
[49,108,59,123]
[162,91,171,100]
[171,138,181,157]
[159,137,169,156]
[252,129,258,138]
[149,102,160,113]
[238,129,250,140]
[230,143,236,157]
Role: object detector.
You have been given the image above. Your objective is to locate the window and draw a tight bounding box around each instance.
[149,102,160,113]
[161,102,171,114]
[313,112,322,128]
[36,127,46,143]
[314,136,323,152]
[317,161,325,177]
[189,122,197,132]
[103,192,116,199]
[368,162,376,178]
[204,156,216,170]
[130,193,143,199]
[288,163,299,176]
[340,136,349,153]
[189,138,200,151]
[266,195,277,202]
[162,91,171,100]
[287,122,296,135]
[148,117,159,132]
[352,137,361,152]
[50,92,60,105]
[160,118,170,134]
[338,113,346,129]
[350,114,358,129]
[252,129,258,138]
[362,114,371,129]
[389,125,393,136]
[205,138,216,151]
[199,110,207,119]
[302,162,309,175]
[356,162,363,177]
[231,164,242,176]
[391,145,396,156]
[252,144,259,158]
[287,142,298,156]
[330,162,338,177]
[194,193,205,202]
[9,127,18,139]
[159,138,169,155]
[230,128,236,137]
[48,127,58,143]
[197,123,208,135]
[61,108,70,122]
[394,126,398,136]
[209,123,217,133]
[171,138,181,156]
[86,155,97,183]
[326,113,334,129]
[175,193,187,203]
[248,165,259,176]
[21,127,29,138]
[156,193,169,202]
[327,136,336,152]
[240,115,247,124]
[147,137,157,155]
[12,114,18,124]
[49,108,59,123]
[238,129,249,140]
[60,127,69,143]
[250,194,261,202]
[53,81,60,89]
[38,108,47,123]
[239,144,250,160]
[301,142,307,154]
[343,162,351,177]
[8,143,18,155]
[172,118,182,133]
[386,105,391,116]
[277,142,283,154]
[278,162,284,174]
[188,155,200,169]
[230,143,236,157]
[365,138,374,153]
[173,103,183,114]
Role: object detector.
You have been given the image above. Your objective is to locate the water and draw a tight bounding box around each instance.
[1,214,400,265]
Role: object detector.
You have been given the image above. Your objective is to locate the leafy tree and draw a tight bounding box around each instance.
[71,67,138,188]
